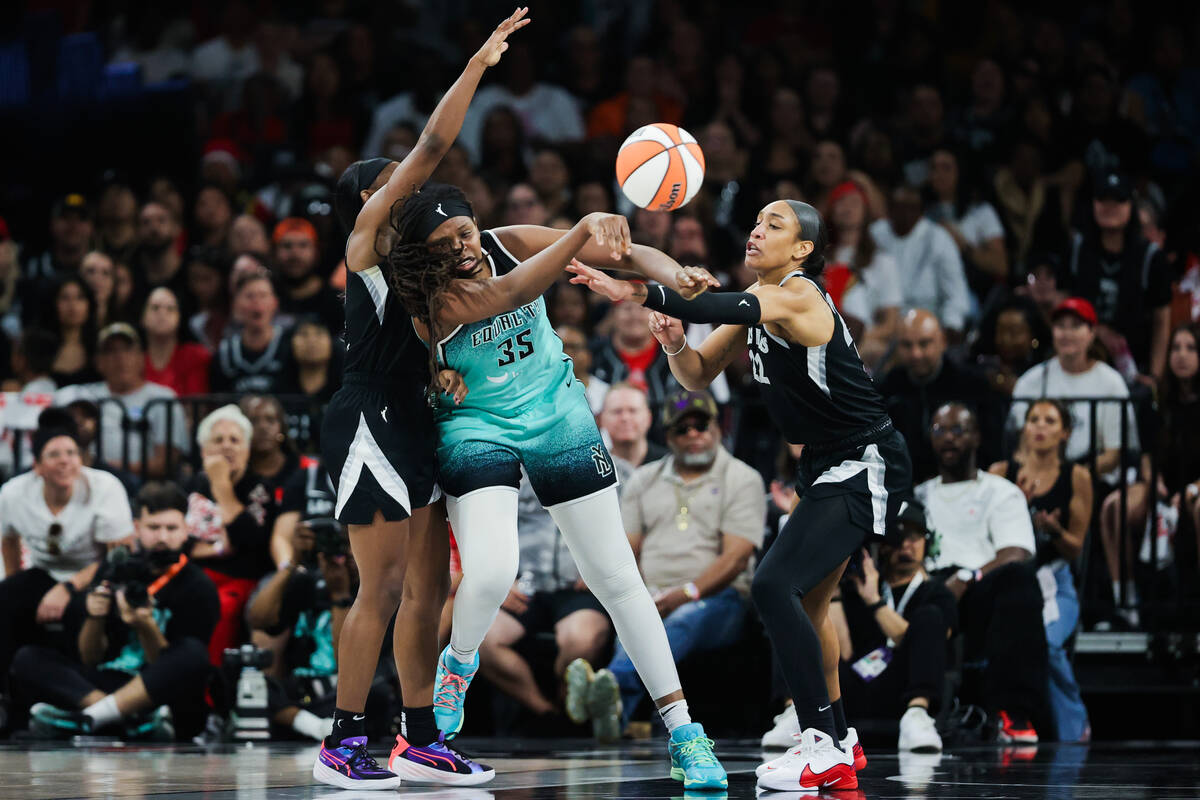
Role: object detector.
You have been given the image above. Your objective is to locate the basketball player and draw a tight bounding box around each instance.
[384,183,728,791]
[568,199,913,793]
[312,8,529,791]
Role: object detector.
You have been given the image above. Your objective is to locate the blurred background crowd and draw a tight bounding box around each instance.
[0,0,1198,748]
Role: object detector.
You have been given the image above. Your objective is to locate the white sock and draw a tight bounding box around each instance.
[1113,580,1139,604]
[446,488,521,665]
[292,709,330,741]
[82,695,121,728]
[658,699,692,733]
[547,487,682,702]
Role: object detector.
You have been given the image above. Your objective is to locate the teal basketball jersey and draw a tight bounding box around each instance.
[434,230,572,422]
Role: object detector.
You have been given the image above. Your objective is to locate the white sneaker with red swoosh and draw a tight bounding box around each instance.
[756,728,858,793]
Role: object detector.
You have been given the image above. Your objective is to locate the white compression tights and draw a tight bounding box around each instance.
[447,485,681,702]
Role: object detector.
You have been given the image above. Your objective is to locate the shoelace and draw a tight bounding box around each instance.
[676,736,719,766]
[433,672,470,710]
[346,742,386,772]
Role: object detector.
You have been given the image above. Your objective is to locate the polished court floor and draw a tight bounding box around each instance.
[4,737,1199,799]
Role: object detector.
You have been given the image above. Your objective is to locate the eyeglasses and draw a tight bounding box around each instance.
[46,523,63,557]
[930,424,969,437]
[671,420,709,436]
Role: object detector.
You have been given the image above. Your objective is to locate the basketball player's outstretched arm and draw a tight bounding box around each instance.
[346,7,530,269]
[439,213,632,327]
[493,226,714,298]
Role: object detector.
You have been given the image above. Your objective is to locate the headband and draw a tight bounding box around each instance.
[408,196,476,244]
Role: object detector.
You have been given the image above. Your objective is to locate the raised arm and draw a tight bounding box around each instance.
[439,213,631,327]
[346,8,529,269]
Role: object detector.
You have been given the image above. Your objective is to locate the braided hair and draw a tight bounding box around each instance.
[385,184,477,403]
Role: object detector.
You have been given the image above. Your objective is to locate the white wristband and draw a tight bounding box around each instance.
[662,340,687,357]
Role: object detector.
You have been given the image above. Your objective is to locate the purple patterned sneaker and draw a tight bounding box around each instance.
[312,735,402,790]
[388,732,496,785]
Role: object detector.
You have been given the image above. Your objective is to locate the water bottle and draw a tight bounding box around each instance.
[230,645,271,741]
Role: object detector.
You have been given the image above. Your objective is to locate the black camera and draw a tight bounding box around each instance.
[97,546,154,608]
[222,644,274,670]
[302,517,347,565]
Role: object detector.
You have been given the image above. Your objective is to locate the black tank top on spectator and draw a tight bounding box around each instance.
[212,326,292,394]
[747,271,890,447]
[342,262,430,385]
[1006,459,1073,567]
[282,458,337,520]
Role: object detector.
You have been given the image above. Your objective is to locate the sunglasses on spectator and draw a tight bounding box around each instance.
[671,420,710,436]
[46,522,63,557]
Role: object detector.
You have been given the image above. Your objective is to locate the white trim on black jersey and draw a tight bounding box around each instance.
[334,413,413,518]
[812,442,888,535]
[357,265,389,324]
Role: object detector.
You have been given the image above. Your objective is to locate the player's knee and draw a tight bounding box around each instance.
[751,569,796,618]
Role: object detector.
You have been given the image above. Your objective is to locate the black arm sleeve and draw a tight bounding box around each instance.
[642,285,762,326]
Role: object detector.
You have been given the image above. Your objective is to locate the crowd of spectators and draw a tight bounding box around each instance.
[1,0,1199,748]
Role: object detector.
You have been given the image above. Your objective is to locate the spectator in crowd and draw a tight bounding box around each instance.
[1099,324,1200,627]
[591,301,679,428]
[748,88,808,202]
[831,500,956,752]
[185,247,232,350]
[879,310,1000,482]
[1009,297,1138,480]
[193,184,235,249]
[239,395,300,503]
[557,324,608,416]
[549,282,592,333]
[5,328,57,395]
[916,403,1046,744]
[824,180,902,368]
[0,220,17,334]
[229,215,271,258]
[14,482,217,740]
[598,383,667,470]
[477,473,613,727]
[272,218,343,335]
[971,296,1051,398]
[247,518,357,741]
[576,390,765,738]
[142,287,211,397]
[586,54,683,141]
[950,58,1010,164]
[990,399,1092,740]
[95,183,139,266]
[79,251,118,329]
[134,201,184,294]
[1060,172,1171,382]
[925,148,1009,294]
[22,193,94,293]
[806,140,849,213]
[992,138,1070,278]
[870,183,971,338]
[478,106,531,188]
[54,323,188,477]
[61,401,140,496]
[458,41,585,163]
[897,85,950,186]
[210,269,292,395]
[46,276,100,387]
[529,149,573,222]
[270,457,336,571]
[188,405,280,664]
[502,183,549,227]
[280,317,341,409]
[0,415,134,701]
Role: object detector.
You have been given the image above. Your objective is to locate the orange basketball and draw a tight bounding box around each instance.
[615,123,705,211]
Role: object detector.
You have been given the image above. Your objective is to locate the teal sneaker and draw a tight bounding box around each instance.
[30,702,93,738]
[433,646,478,739]
[564,658,594,724]
[668,722,727,790]
[124,705,175,742]
[587,668,622,743]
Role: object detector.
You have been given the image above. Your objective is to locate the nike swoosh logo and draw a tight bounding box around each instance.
[486,373,510,384]
[819,704,831,712]
[739,299,750,307]
[353,715,365,721]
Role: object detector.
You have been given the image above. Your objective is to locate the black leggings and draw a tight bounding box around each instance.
[752,494,866,737]
[10,638,211,711]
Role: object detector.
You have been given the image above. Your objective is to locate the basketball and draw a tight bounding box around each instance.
[615,123,706,212]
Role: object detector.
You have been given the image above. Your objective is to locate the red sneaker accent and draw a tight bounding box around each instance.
[998,711,1038,744]
[852,741,867,771]
[799,762,859,790]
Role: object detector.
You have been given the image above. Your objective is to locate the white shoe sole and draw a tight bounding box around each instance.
[312,760,403,790]
[756,771,820,792]
[388,756,495,786]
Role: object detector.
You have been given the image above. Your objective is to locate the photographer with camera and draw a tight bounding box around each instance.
[0,410,134,721]
[10,482,218,740]
[246,517,375,741]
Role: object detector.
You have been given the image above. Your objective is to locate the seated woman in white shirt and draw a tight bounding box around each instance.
[925,147,1009,292]
[825,180,902,369]
[0,410,134,688]
[1009,297,1138,481]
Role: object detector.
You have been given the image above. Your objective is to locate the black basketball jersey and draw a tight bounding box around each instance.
[747,271,889,446]
[342,262,429,382]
